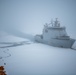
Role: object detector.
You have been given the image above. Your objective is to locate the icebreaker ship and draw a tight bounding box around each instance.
[35,18,75,48]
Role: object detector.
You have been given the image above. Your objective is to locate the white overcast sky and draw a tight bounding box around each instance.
[0,0,76,38]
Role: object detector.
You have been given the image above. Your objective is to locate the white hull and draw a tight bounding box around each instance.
[35,35,75,48]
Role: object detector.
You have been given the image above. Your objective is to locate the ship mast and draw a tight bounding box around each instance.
[54,18,60,27]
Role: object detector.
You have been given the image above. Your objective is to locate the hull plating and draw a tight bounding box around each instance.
[35,36,75,48]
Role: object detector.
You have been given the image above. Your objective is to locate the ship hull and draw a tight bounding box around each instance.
[35,35,75,48]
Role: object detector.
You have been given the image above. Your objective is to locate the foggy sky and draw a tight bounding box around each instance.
[0,0,76,38]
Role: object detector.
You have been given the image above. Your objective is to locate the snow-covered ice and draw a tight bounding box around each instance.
[0,32,76,75]
[0,0,76,74]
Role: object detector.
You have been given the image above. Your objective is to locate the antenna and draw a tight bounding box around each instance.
[56,18,58,21]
